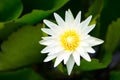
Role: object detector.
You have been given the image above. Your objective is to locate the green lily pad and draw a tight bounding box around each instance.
[0,24,44,71]
[0,0,23,21]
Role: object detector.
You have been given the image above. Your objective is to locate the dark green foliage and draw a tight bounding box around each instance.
[0,0,23,21]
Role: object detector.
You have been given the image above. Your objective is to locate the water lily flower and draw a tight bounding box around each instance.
[39,9,104,75]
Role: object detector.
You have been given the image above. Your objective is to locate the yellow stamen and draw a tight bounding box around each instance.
[60,30,80,51]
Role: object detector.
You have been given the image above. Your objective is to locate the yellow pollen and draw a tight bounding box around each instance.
[60,30,80,51]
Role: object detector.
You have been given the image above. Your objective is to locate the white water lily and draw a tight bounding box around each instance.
[39,9,104,75]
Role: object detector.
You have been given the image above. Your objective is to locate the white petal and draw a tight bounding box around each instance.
[44,54,58,62]
[43,19,57,29]
[86,36,104,46]
[43,20,63,36]
[41,28,54,35]
[63,52,71,64]
[42,36,53,40]
[84,47,96,53]
[76,47,84,53]
[54,53,64,67]
[39,37,54,45]
[77,47,91,62]
[91,37,104,46]
[66,55,75,75]
[74,11,81,24]
[39,40,53,45]
[65,9,74,23]
[83,24,95,34]
[81,15,92,27]
[48,48,63,56]
[80,41,89,47]
[41,45,62,53]
[80,52,91,62]
[72,51,80,66]
[54,13,65,26]
[41,46,51,53]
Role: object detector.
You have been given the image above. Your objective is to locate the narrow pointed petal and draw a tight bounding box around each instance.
[39,40,54,45]
[40,37,54,45]
[66,55,75,75]
[83,24,95,34]
[65,9,74,23]
[43,19,57,29]
[42,36,53,40]
[80,52,91,62]
[54,53,64,67]
[72,51,80,66]
[54,13,65,26]
[63,52,71,64]
[48,48,63,55]
[86,36,104,46]
[41,28,54,35]
[81,15,92,27]
[76,47,91,62]
[44,54,58,62]
[74,11,81,24]
[41,45,62,53]
[91,37,104,46]
[85,47,96,53]
[41,46,51,53]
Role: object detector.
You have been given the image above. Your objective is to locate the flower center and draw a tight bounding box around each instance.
[60,30,80,51]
